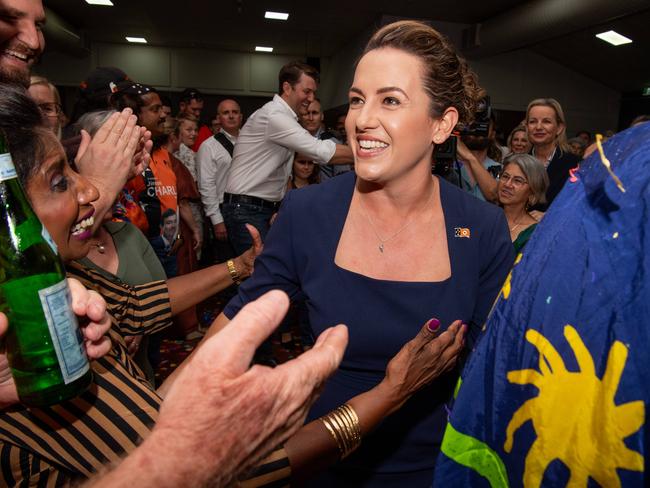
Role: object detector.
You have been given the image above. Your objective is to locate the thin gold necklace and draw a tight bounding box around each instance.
[357,184,435,254]
[508,212,528,233]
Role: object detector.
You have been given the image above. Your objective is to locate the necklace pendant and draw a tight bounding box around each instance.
[378,243,384,253]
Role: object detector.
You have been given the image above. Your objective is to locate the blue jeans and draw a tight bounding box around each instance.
[221,202,274,256]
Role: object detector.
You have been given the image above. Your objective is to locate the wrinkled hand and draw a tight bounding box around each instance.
[75,109,146,225]
[381,318,466,412]
[0,278,112,408]
[213,222,228,242]
[235,224,263,279]
[150,290,347,487]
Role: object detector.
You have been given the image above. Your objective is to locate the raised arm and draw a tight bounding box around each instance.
[88,291,348,488]
[456,139,499,203]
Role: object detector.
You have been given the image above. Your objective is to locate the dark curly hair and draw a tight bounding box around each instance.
[362,21,484,125]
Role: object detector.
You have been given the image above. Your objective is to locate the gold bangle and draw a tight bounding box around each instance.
[226,259,242,285]
[320,404,362,459]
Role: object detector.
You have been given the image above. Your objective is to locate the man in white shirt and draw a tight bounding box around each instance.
[222,61,353,253]
[197,98,242,262]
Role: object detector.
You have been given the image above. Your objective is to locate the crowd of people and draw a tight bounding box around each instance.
[0,0,647,486]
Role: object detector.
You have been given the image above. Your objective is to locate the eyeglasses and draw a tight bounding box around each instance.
[38,102,62,117]
[498,172,528,188]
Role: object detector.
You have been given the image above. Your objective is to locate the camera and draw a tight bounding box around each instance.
[458,96,491,138]
[432,135,457,176]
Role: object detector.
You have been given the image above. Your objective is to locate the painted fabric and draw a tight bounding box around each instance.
[434,123,650,487]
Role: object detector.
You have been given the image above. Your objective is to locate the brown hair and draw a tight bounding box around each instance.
[362,20,484,124]
[278,61,320,95]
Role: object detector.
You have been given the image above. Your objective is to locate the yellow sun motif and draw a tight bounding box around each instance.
[504,325,644,487]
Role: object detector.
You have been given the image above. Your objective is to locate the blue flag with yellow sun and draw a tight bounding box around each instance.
[434,123,650,487]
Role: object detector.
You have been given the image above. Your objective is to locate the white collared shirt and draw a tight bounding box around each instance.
[224,94,336,202]
[197,129,237,225]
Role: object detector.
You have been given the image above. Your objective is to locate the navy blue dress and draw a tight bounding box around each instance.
[224,172,514,487]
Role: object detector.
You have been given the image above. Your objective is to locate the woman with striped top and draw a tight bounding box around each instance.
[0,84,260,486]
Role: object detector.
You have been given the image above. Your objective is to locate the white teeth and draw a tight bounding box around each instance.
[358,139,388,149]
[71,216,94,236]
[4,50,28,61]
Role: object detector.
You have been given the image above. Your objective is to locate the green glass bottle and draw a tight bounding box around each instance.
[0,132,92,407]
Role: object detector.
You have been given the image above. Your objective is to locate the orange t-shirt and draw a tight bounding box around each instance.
[125,147,178,239]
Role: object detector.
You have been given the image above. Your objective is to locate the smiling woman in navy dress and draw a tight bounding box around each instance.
[206,21,514,487]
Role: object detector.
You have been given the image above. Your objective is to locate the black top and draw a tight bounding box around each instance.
[537,147,580,211]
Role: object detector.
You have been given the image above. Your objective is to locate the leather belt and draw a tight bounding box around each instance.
[223,193,280,210]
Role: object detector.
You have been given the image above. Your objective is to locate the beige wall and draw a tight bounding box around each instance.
[36,24,621,134]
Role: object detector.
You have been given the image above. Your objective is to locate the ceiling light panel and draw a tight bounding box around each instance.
[595,30,633,46]
[265,11,289,20]
[85,0,114,5]
[126,37,148,43]
[255,46,274,52]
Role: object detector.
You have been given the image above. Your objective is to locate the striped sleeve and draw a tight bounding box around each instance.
[239,448,291,488]
[66,261,172,336]
[0,355,161,486]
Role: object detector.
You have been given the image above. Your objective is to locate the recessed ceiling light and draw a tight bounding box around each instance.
[255,46,274,52]
[265,11,289,20]
[595,30,633,46]
[85,0,114,5]
[126,37,147,44]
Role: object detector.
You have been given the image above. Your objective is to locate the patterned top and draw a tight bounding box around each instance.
[0,261,171,486]
[0,261,291,487]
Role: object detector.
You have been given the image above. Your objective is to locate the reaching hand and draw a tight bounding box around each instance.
[381,318,466,412]
[148,290,347,486]
[236,224,263,279]
[74,109,146,226]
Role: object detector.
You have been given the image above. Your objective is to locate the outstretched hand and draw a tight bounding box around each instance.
[237,223,263,279]
[74,108,150,228]
[142,290,347,487]
[382,318,466,412]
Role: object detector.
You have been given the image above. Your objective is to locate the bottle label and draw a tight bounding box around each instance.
[41,224,58,254]
[38,280,89,384]
[0,153,17,182]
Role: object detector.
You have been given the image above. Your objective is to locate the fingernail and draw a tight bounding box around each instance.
[427,318,441,332]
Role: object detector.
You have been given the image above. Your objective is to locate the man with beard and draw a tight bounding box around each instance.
[454,113,502,202]
[0,0,44,87]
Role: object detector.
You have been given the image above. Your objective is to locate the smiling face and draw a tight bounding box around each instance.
[0,0,45,86]
[510,129,530,154]
[178,118,198,147]
[497,162,531,208]
[345,47,444,184]
[527,105,564,148]
[25,130,99,262]
[283,73,317,115]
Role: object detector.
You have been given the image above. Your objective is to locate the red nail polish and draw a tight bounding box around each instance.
[427,319,441,332]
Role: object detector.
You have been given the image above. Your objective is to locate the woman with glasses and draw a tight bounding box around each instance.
[28,75,63,139]
[497,153,549,253]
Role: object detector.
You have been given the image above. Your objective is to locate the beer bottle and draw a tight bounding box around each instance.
[0,132,92,406]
